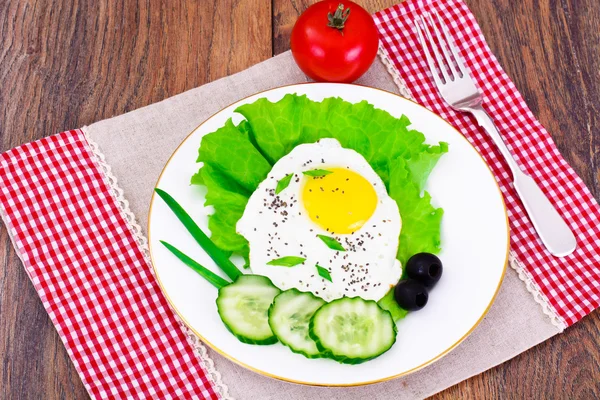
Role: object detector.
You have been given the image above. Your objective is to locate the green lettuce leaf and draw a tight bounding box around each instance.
[407,142,449,192]
[236,94,447,185]
[198,164,250,259]
[196,118,271,192]
[192,118,272,261]
[378,289,409,321]
[389,158,444,265]
[236,95,310,164]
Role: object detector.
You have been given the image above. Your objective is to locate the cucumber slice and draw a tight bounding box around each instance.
[216,275,281,345]
[309,297,397,364]
[268,289,326,358]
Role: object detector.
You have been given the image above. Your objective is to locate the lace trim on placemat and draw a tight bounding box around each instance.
[81,128,233,400]
[509,251,567,331]
[378,48,567,332]
[378,45,415,100]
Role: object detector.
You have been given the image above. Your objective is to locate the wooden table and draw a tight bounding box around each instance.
[1,0,598,398]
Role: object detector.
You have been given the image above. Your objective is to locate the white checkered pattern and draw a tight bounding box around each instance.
[0,130,218,399]
[374,0,600,326]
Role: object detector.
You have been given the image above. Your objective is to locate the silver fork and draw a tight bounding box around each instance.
[415,12,576,257]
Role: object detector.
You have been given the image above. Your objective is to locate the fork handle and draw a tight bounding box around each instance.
[468,105,577,257]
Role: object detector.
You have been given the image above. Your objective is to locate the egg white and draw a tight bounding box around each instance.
[237,139,402,301]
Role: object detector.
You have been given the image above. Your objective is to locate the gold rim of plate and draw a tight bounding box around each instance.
[147,83,510,387]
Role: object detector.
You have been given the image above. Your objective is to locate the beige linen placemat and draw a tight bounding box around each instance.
[83,51,559,399]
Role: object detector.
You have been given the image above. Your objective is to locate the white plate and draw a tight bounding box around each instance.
[148,83,509,386]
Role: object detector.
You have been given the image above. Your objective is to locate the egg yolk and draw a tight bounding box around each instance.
[302,168,377,234]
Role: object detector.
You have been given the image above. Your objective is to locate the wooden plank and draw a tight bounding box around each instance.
[0,1,271,398]
[272,0,398,55]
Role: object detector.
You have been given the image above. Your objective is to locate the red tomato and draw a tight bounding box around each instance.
[291,1,379,83]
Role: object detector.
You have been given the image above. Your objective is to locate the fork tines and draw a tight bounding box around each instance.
[414,12,468,85]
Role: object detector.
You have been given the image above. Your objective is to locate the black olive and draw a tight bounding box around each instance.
[406,253,443,288]
[394,279,428,311]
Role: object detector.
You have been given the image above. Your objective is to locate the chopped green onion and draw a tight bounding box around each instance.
[317,234,346,251]
[275,174,293,194]
[303,169,333,177]
[154,188,242,281]
[316,264,332,282]
[160,241,230,289]
[267,256,306,267]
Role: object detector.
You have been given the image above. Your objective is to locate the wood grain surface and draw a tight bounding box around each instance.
[0,0,598,398]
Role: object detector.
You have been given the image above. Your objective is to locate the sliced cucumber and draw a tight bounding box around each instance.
[268,289,326,358]
[309,297,397,364]
[216,275,281,345]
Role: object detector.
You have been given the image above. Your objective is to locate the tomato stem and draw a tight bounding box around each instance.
[327,3,350,31]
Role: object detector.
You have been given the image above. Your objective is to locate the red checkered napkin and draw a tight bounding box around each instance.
[374,0,600,327]
[0,130,218,399]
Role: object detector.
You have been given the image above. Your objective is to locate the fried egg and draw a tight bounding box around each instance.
[237,139,402,301]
